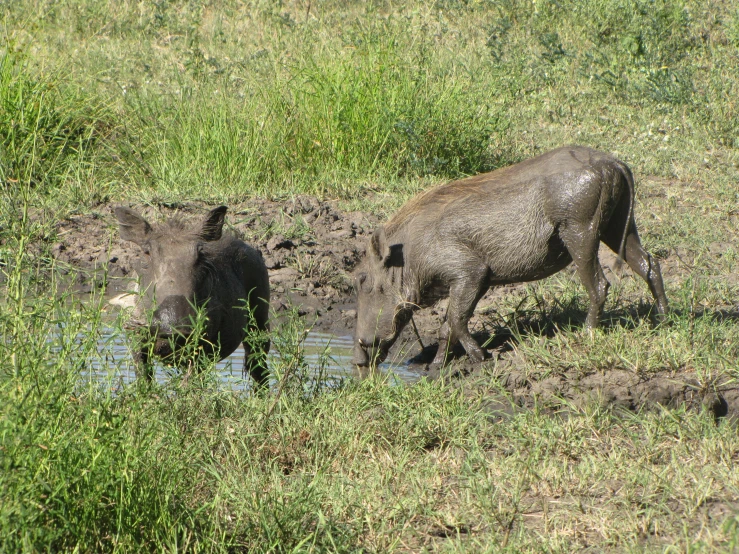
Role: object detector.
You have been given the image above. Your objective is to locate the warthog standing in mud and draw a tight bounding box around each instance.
[353,146,669,369]
[114,206,271,385]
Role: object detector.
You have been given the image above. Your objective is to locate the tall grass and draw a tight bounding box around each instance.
[3,0,737,208]
[3,250,739,551]
[0,52,121,210]
[115,19,506,201]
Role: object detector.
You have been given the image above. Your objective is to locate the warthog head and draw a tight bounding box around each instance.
[114,206,228,358]
[352,227,414,367]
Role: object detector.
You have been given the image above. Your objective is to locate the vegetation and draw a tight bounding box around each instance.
[2,0,739,551]
[3,0,738,208]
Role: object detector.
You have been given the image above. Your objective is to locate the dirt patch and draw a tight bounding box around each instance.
[492,363,734,420]
[49,198,737,419]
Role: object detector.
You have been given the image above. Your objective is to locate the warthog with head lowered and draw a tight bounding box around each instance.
[114,206,270,384]
[353,146,669,368]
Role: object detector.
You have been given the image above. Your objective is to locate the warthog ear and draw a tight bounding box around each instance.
[200,206,228,242]
[114,207,151,245]
[370,227,404,268]
[386,244,404,267]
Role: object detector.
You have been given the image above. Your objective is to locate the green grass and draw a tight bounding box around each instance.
[3,256,739,552]
[3,0,739,551]
[3,0,738,209]
[3,260,739,551]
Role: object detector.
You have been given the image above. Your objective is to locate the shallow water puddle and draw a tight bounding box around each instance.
[76,323,421,391]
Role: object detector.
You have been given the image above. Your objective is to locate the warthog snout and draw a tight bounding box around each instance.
[351,343,370,366]
[151,295,195,337]
[352,337,390,367]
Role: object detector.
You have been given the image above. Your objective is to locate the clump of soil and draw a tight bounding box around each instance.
[49,198,739,419]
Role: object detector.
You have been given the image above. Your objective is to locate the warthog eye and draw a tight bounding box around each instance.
[357,272,370,292]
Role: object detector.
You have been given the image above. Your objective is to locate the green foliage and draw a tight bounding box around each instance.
[3,257,739,551]
[122,18,505,200]
[2,0,736,208]
[0,51,119,207]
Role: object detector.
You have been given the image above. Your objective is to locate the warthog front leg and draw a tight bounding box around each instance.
[133,349,154,381]
[431,265,489,369]
[244,337,270,389]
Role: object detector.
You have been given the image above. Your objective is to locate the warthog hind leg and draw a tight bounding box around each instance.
[604,220,669,317]
[562,225,610,330]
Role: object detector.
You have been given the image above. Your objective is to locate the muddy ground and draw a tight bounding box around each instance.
[49,197,739,420]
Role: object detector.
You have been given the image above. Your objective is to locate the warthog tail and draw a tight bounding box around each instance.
[613,161,634,274]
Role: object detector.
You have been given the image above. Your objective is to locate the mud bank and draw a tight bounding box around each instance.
[449,358,738,422]
[50,198,739,419]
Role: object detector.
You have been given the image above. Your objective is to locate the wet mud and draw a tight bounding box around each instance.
[49,198,739,419]
[448,357,736,422]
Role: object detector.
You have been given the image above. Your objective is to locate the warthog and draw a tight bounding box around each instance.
[114,206,270,384]
[353,146,669,368]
